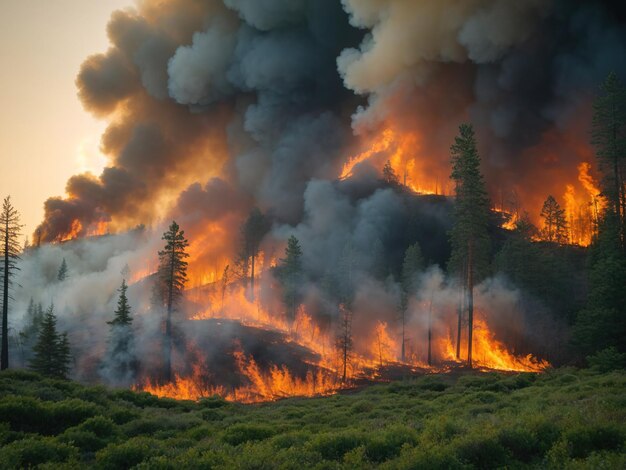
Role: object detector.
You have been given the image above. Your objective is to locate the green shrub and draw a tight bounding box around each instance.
[58,429,106,452]
[364,425,418,463]
[0,396,49,433]
[0,436,78,469]
[271,430,311,449]
[565,424,623,458]
[310,430,368,460]
[390,446,466,470]
[198,396,229,409]
[498,427,541,462]
[79,416,118,439]
[96,437,162,469]
[417,377,449,392]
[454,435,509,468]
[222,424,275,446]
[350,399,374,414]
[587,347,626,372]
[201,409,225,421]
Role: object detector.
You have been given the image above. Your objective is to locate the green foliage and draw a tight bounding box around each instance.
[222,424,275,445]
[0,436,78,469]
[277,235,304,322]
[0,369,624,468]
[157,220,190,310]
[29,305,71,379]
[57,258,68,281]
[448,123,491,279]
[587,347,626,371]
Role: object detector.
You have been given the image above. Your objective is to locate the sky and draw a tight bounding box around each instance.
[0,0,134,239]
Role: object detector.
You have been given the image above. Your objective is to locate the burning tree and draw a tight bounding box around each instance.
[157,221,189,382]
[449,124,490,368]
[0,196,22,370]
[540,195,568,244]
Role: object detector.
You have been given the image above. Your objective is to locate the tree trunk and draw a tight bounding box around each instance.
[164,245,174,383]
[427,298,433,366]
[250,250,255,301]
[401,307,406,363]
[467,241,474,368]
[1,217,9,370]
[455,264,465,360]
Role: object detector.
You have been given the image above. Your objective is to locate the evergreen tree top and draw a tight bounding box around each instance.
[108,279,132,326]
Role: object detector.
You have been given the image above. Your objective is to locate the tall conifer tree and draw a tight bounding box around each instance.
[448,124,490,367]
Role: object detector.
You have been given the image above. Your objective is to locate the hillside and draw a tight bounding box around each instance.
[0,369,624,469]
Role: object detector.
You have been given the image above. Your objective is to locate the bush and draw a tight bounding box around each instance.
[96,437,162,470]
[565,424,623,458]
[587,347,626,372]
[454,435,509,468]
[309,430,367,461]
[498,427,541,462]
[58,429,106,453]
[364,425,418,463]
[0,436,78,469]
[222,424,275,446]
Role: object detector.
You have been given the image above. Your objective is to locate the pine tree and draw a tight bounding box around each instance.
[57,258,68,281]
[102,279,137,385]
[448,124,491,368]
[157,221,189,382]
[399,243,423,361]
[19,299,44,365]
[278,236,303,323]
[382,160,400,186]
[591,72,626,249]
[239,208,269,301]
[0,196,22,370]
[540,195,568,244]
[29,305,71,379]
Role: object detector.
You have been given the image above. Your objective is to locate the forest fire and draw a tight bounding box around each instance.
[134,264,550,403]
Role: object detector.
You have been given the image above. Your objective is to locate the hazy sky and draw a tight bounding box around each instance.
[0,0,134,239]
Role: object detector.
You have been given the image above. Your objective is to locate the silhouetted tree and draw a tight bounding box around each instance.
[29,305,71,379]
[157,221,189,382]
[277,236,303,324]
[399,243,423,361]
[448,124,490,368]
[0,196,22,370]
[102,279,137,385]
[19,299,44,366]
[382,160,400,186]
[591,72,626,249]
[239,208,269,300]
[220,264,230,311]
[336,304,353,383]
[540,195,568,244]
[57,258,68,281]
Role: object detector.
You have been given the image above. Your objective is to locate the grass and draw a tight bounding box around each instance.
[0,368,624,469]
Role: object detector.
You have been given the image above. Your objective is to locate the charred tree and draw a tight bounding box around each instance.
[239,208,269,301]
[220,264,230,312]
[399,243,423,362]
[157,221,189,383]
[449,124,490,368]
[0,196,22,370]
[336,304,353,383]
